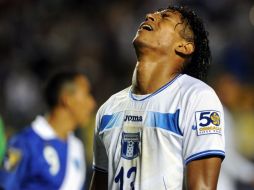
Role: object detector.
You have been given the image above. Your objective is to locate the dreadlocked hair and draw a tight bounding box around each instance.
[167,5,211,81]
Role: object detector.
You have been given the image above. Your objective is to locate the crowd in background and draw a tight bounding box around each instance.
[0,0,253,189]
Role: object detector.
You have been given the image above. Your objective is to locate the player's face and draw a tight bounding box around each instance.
[68,76,96,127]
[133,9,184,53]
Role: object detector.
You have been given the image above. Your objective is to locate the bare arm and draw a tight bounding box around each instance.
[89,170,108,190]
[186,157,222,190]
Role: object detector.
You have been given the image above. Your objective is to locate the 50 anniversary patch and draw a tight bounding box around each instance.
[195,110,222,136]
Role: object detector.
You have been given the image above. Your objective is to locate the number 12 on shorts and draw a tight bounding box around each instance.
[114,166,137,190]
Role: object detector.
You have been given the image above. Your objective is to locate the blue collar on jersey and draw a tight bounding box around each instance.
[129,74,182,101]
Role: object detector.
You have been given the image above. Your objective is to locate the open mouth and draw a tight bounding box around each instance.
[141,24,153,31]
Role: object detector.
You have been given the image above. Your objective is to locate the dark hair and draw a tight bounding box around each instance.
[44,71,81,110]
[167,5,211,81]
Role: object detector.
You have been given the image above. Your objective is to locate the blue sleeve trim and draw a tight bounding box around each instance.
[185,150,225,165]
[92,165,108,173]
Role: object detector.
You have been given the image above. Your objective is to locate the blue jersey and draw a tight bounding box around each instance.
[0,116,85,190]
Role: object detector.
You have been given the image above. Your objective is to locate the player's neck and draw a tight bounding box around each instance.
[132,54,182,95]
[47,107,76,140]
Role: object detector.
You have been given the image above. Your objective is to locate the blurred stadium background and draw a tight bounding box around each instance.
[0,0,253,189]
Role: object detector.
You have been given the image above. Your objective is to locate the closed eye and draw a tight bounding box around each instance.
[162,13,171,19]
[162,13,169,17]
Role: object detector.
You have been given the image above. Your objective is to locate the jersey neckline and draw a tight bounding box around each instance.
[129,74,182,101]
[32,115,72,142]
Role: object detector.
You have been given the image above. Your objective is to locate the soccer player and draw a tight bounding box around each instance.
[0,71,96,190]
[90,5,225,190]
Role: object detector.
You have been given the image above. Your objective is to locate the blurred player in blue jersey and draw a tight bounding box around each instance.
[0,71,96,190]
[90,5,225,190]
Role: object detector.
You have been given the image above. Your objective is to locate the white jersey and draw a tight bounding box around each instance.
[93,74,225,190]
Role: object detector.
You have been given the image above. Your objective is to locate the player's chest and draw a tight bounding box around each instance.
[101,99,181,133]
[100,107,182,155]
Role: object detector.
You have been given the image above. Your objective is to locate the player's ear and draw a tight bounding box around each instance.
[59,91,72,108]
[59,84,76,108]
[59,93,68,107]
[175,41,194,56]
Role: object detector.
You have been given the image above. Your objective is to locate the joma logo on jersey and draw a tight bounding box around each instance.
[121,132,140,160]
[123,115,142,122]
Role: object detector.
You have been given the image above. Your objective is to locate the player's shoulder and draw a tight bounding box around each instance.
[97,86,130,114]
[105,86,130,103]
[178,75,222,110]
[9,116,53,147]
[5,126,38,167]
[8,126,36,147]
[179,74,216,96]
